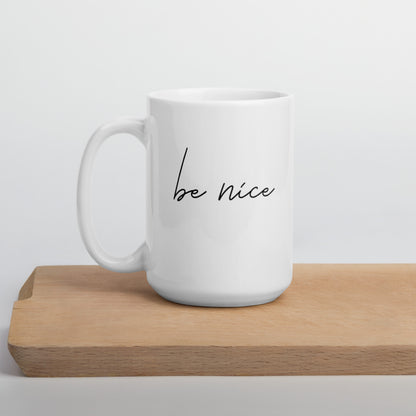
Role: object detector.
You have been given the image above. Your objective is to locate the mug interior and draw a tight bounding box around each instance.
[148,88,289,103]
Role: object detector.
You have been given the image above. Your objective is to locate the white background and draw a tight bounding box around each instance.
[1,0,415,415]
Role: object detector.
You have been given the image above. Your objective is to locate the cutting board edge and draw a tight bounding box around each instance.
[8,343,416,377]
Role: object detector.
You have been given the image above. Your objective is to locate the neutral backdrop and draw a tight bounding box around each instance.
[1,0,415,415]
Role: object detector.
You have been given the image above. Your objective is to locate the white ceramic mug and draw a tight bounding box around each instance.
[77,88,293,307]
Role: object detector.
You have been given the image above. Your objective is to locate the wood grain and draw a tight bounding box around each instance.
[8,264,416,376]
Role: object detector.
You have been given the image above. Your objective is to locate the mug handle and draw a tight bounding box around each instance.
[77,117,148,272]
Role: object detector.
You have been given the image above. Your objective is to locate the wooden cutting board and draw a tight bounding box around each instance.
[8,264,416,377]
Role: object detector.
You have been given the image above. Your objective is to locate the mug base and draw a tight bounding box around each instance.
[149,282,288,308]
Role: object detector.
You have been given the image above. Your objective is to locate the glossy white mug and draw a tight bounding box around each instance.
[77,88,293,307]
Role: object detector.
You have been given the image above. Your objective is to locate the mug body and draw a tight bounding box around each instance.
[145,88,293,307]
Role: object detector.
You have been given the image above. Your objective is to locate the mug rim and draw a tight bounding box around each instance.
[147,88,292,105]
